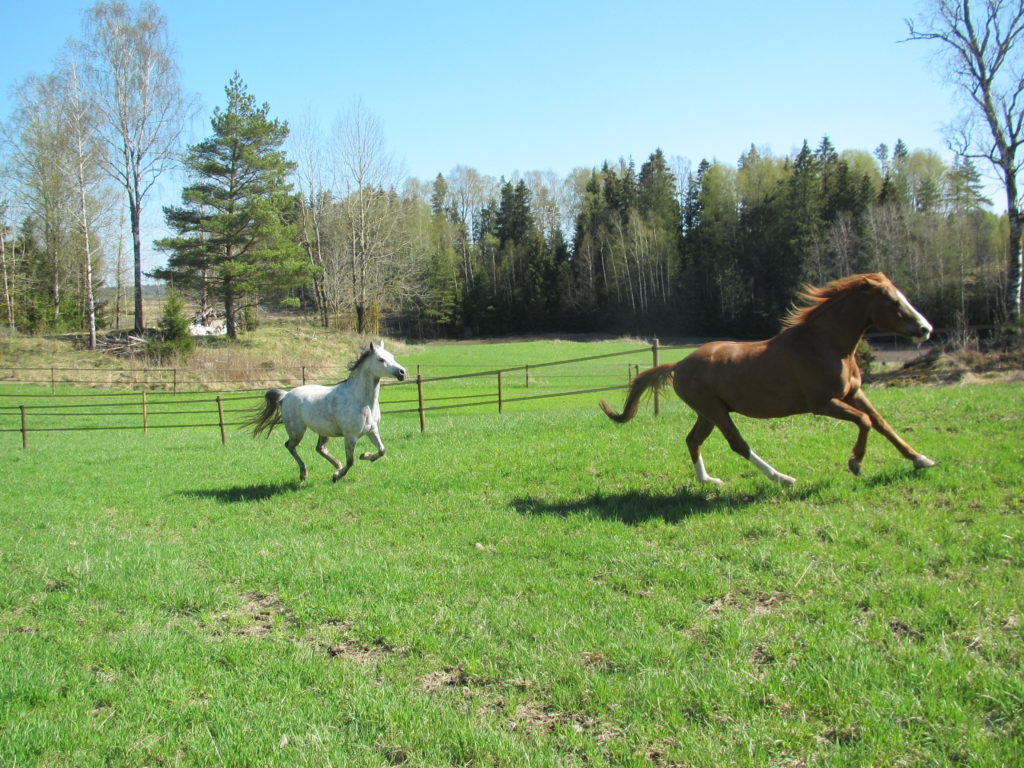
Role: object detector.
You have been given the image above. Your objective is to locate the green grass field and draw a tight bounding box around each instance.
[1,340,1022,767]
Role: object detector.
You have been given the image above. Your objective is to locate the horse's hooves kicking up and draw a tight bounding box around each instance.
[913,455,936,469]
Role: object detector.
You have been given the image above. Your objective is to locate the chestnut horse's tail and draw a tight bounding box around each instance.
[243,388,286,437]
[600,363,676,423]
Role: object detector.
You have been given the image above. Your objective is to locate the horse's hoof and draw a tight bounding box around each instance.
[848,459,862,476]
[776,473,797,486]
[913,455,936,469]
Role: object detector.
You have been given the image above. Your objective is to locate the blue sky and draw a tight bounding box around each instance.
[0,0,985,194]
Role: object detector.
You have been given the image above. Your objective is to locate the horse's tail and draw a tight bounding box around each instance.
[600,363,676,423]
[243,388,286,438]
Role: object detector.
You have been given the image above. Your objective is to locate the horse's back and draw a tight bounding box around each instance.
[675,336,830,418]
[281,384,340,436]
[283,382,377,438]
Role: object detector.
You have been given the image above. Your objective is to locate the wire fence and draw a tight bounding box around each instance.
[2,337,1014,448]
[1,342,674,448]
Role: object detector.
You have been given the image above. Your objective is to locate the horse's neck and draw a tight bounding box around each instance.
[343,367,381,403]
[803,292,871,355]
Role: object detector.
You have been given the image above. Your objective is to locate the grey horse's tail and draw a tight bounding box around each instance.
[243,388,286,438]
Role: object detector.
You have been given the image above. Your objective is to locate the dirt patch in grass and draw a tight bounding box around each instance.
[233,590,295,636]
[325,637,407,664]
[419,665,471,692]
[706,590,790,616]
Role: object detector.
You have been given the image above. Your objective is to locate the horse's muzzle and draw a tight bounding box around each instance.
[395,368,407,382]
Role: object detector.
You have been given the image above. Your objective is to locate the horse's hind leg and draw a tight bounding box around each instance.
[331,435,357,482]
[359,426,385,462]
[285,433,307,481]
[686,415,723,485]
[316,435,344,471]
[712,409,796,486]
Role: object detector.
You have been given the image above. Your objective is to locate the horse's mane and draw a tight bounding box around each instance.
[348,345,376,372]
[334,345,377,383]
[782,273,889,328]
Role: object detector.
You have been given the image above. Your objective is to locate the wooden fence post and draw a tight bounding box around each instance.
[216,396,227,445]
[20,405,27,449]
[50,368,55,394]
[173,369,178,395]
[417,374,426,433]
[142,390,148,433]
[525,364,530,389]
[498,371,504,414]
[652,338,660,416]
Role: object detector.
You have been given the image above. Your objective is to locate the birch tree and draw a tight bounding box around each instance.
[82,1,191,333]
[333,102,417,334]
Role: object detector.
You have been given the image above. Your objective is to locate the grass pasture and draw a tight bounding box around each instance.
[1,340,1022,767]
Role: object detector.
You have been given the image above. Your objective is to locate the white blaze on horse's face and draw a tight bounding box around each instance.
[895,288,933,343]
[368,343,407,381]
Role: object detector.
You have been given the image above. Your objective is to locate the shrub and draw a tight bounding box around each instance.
[148,289,195,362]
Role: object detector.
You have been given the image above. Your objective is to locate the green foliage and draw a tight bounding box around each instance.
[147,288,194,362]
[152,73,315,338]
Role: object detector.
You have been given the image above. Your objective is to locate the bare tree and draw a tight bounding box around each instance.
[5,74,77,325]
[58,54,106,349]
[82,1,191,333]
[333,102,416,334]
[290,114,336,327]
[907,0,1024,318]
[0,202,13,331]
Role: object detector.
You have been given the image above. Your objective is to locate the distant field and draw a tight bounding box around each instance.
[1,340,1022,767]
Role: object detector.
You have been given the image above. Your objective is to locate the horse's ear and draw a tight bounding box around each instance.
[369,341,376,352]
[378,339,386,349]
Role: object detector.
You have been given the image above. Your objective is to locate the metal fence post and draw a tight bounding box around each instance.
[417,374,426,433]
[142,390,148,433]
[498,371,504,414]
[652,338,660,416]
[20,405,27,449]
[216,396,227,445]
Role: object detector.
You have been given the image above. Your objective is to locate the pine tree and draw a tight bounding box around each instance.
[153,73,312,338]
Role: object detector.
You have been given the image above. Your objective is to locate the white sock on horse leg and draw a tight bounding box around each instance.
[748,451,796,486]
[693,456,723,485]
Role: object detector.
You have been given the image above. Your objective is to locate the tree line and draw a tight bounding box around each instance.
[1,1,1021,346]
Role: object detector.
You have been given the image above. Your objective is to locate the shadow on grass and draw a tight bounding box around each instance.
[179,481,303,504]
[511,483,825,525]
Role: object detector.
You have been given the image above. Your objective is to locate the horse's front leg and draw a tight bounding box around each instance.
[814,398,874,475]
[331,436,357,482]
[359,426,386,462]
[846,390,935,470]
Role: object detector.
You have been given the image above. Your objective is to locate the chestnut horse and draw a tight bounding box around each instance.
[600,273,936,486]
